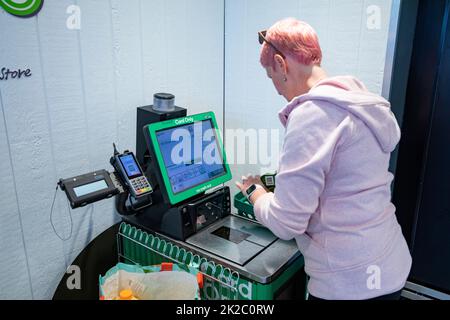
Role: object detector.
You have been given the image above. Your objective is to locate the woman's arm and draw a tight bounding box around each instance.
[250,101,352,240]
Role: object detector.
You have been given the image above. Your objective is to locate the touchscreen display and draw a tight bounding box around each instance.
[73,180,109,197]
[155,119,226,194]
[119,154,142,178]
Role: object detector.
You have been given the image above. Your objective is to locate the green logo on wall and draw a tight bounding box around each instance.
[0,0,44,18]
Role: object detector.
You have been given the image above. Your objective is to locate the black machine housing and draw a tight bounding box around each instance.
[119,103,231,240]
[59,170,119,209]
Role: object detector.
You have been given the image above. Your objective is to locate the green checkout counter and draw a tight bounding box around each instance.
[119,206,306,300]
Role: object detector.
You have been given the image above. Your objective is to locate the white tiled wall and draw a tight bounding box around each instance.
[0,0,224,299]
[224,0,394,194]
[0,0,395,299]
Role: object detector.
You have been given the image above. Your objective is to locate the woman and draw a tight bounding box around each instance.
[236,18,412,300]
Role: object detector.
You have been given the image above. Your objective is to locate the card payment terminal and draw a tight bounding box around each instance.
[112,148,152,198]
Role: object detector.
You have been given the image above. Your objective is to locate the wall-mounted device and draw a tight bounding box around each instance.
[58,144,153,212]
[58,170,119,209]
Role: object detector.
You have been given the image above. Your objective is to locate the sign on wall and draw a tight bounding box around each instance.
[0,0,44,18]
[0,67,32,81]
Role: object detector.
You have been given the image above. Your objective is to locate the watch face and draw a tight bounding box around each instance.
[246,184,257,196]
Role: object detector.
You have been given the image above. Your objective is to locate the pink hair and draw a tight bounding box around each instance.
[260,18,322,69]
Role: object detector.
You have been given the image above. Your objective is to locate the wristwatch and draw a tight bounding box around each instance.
[244,184,263,201]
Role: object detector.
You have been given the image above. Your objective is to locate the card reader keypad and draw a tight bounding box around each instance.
[130,176,152,195]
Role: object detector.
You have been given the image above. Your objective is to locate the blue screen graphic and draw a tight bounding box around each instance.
[156,119,226,194]
[119,154,141,178]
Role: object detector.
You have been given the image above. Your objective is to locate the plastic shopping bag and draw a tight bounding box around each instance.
[99,262,202,300]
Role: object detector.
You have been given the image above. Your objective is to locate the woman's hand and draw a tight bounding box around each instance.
[235,174,268,204]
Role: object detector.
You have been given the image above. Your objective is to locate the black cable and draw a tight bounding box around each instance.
[50,185,73,241]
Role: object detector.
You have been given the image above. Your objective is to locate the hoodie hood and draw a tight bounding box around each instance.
[278,76,401,153]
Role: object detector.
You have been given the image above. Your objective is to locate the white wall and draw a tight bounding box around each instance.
[0,0,224,299]
[224,0,393,194]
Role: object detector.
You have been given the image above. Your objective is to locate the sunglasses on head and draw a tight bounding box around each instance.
[258,30,285,59]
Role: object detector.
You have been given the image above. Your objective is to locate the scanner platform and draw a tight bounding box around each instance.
[124,214,301,285]
[187,215,277,266]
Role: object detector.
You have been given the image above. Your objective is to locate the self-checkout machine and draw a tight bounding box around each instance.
[58,93,305,300]
[117,93,305,300]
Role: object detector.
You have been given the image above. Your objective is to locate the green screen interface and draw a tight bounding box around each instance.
[155,119,226,194]
[148,112,231,205]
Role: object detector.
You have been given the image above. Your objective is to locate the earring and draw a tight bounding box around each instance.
[284,76,288,82]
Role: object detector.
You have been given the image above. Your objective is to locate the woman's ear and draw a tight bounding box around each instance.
[274,54,287,75]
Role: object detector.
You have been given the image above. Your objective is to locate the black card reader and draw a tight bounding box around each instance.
[59,170,119,209]
[111,146,153,198]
